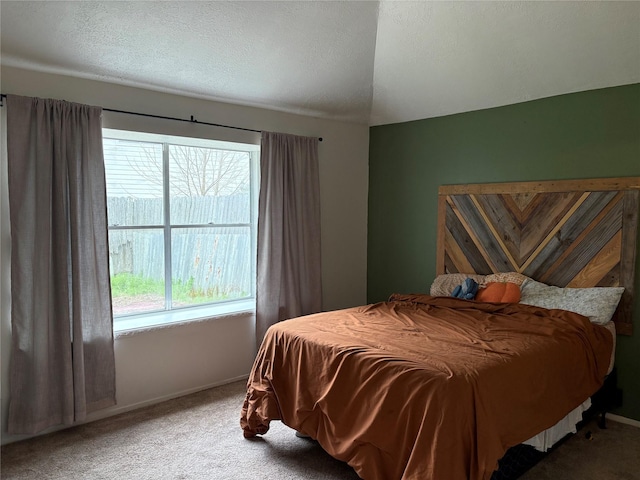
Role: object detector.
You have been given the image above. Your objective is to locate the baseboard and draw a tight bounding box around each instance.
[86,374,250,422]
[1,374,249,445]
[607,413,640,428]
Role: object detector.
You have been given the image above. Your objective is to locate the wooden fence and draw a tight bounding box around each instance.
[108,195,252,297]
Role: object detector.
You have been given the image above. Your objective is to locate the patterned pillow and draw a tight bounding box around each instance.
[430,273,486,297]
[519,279,624,325]
[484,272,528,287]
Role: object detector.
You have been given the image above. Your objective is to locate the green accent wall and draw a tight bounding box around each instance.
[368,83,640,420]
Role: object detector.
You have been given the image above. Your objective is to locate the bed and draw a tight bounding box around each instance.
[241,177,639,480]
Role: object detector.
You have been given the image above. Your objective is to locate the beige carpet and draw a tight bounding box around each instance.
[2,380,639,480]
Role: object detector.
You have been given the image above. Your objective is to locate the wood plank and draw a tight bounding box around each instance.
[501,193,529,224]
[445,201,492,274]
[539,192,623,283]
[510,192,537,212]
[597,264,620,287]
[566,231,622,288]
[620,189,639,294]
[436,195,447,274]
[475,194,521,263]
[519,192,590,273]
[470,194,518,271]
[522,235,566,281]
[445,228,475,274]
[618,190,639,331]
[444,253,458,274]
[547,203,622,287]
[521,191,583,226]
[449,196,496,272]
[439,177,640,196]
[450,195,510,272]
[520,192,584,260]
[522,192,619,280]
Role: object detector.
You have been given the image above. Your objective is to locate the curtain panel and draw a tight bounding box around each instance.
[6,95,116,435]
[256,131,322,346]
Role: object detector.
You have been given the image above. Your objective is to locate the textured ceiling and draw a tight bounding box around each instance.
[1,1,639,126]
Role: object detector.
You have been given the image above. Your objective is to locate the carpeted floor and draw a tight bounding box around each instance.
[2,380,639,480]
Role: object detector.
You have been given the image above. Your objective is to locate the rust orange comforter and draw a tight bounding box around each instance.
[240,295,612,480]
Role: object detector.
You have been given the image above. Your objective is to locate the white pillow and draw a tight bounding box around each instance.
[519,279,624,325]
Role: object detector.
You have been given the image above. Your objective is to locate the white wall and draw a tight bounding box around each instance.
[0,66,370,444]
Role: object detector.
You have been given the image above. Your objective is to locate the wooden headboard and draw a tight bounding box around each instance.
[436,178,640,335]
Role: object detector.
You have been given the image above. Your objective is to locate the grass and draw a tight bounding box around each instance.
[110,272,243,305]
[111,272,164,298]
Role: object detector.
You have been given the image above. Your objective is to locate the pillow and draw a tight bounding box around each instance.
[519,279,624,325]
[484,272,528,287]
[430,273,486,297]
[476,282,521,303]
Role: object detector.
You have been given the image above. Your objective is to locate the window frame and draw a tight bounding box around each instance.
[103,128,259,332]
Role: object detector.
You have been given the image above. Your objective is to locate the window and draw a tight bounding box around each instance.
[103,129,258,330]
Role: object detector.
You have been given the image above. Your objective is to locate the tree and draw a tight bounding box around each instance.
[130,144,250,197]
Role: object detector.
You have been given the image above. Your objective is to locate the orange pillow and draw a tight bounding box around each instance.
[476,282,521,303]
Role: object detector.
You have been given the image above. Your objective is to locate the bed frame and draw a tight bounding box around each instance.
[436,177,640,335]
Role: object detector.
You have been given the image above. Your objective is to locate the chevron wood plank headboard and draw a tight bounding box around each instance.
[436,178,640,335]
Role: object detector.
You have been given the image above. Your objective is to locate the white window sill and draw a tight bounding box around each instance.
[113,299,255,336]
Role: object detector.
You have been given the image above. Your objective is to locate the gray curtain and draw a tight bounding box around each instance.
[256,131,322,345]
[6,95,116,435]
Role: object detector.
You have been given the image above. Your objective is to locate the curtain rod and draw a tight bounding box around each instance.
[0,93,323,141]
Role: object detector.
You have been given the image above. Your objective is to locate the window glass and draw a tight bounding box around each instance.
[169,145,251,225]
[103,129,258,323]
[171,226,252,308]
[108,229,165,316]
[104,138,164,226]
